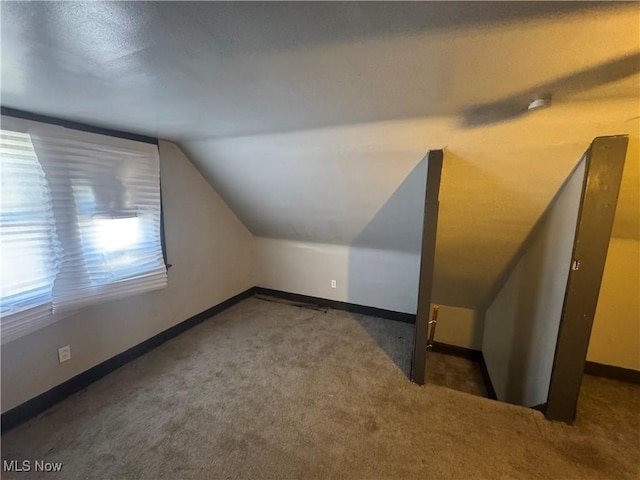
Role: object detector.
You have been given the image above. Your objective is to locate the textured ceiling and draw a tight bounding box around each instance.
[1,2,638,309]
[1,1,637,140]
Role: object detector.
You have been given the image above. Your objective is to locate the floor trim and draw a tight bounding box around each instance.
[1,287,256,434]
[2,287,500,433]
[431,342,481,361]
[479,353,498,400]
[584,361,640,385]
[254,287,417,324]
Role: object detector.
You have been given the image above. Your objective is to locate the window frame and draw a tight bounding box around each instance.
[0,109,169,342]
[0,107,169,269]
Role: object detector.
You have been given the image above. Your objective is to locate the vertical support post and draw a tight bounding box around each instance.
[546,136,628,423]
[411,150,443,385]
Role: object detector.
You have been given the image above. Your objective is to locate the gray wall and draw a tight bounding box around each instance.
[1,141,255,412]
[255,238,421,314]
[251,155,482,350]
[482,159,586,407]
[254,238,483,349]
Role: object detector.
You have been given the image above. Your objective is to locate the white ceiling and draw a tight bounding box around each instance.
[2,1,637,140]
[2,2,639,309]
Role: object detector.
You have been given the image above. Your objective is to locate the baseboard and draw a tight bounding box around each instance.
[254,287,417,324]
[478,353,498,400]
[431,342,481,361]
[1,286,256,434]
[584,361,640,385]
[431,343,499,400]
[2,286,500,433]
[531,403,548,412]
[429,345,497,400]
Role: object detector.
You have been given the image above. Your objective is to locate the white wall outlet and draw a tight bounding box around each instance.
[331,279,337,289]
[58,345,71,363]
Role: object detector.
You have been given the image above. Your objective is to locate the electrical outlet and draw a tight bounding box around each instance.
[331,279,337,289]
[58,345,71,363]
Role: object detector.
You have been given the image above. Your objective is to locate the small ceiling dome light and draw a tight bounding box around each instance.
[528,96,552,111]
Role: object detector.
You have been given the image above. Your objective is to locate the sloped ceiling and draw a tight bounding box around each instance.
[184,101,639,309]
[2,2,639,309]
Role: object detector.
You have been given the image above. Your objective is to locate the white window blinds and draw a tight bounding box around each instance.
[0,118,167,343]
[0,130,61,340]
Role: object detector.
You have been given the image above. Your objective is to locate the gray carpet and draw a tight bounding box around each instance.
[2,297,639,479]
[425,352,488,397]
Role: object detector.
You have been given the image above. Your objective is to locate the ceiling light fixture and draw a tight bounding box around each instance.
[528,96,552,111]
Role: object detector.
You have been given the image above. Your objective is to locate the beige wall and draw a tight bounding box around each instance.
[482,160,586,407]
[1,141,254,412]
[587,237,640,371]
[432,305,484,350]
[586,141,640,372]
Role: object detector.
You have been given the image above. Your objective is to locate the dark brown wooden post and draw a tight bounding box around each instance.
[546,136,628,423]
[411,150,443,385]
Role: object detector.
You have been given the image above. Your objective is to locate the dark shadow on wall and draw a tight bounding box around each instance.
[351,158,427,254]
[346,157,427,375]
[347,157,426,312]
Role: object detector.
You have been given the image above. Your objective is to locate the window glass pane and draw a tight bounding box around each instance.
[71,167,159,286]
[1,120,166,339]
[0,130,59,315]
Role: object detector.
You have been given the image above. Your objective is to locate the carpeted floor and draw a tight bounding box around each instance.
[340,304,489,398]
[425,352,488,398]
[2,297,639,479]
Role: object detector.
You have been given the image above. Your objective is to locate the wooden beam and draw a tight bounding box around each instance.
[411,150,443,385]
[546,136,628,423]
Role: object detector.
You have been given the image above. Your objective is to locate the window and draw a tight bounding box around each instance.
[0,130,61,339]
[0,118,167,343]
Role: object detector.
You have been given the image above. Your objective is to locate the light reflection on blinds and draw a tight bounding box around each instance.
[0,130,61,340]
[0,124,167,343]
